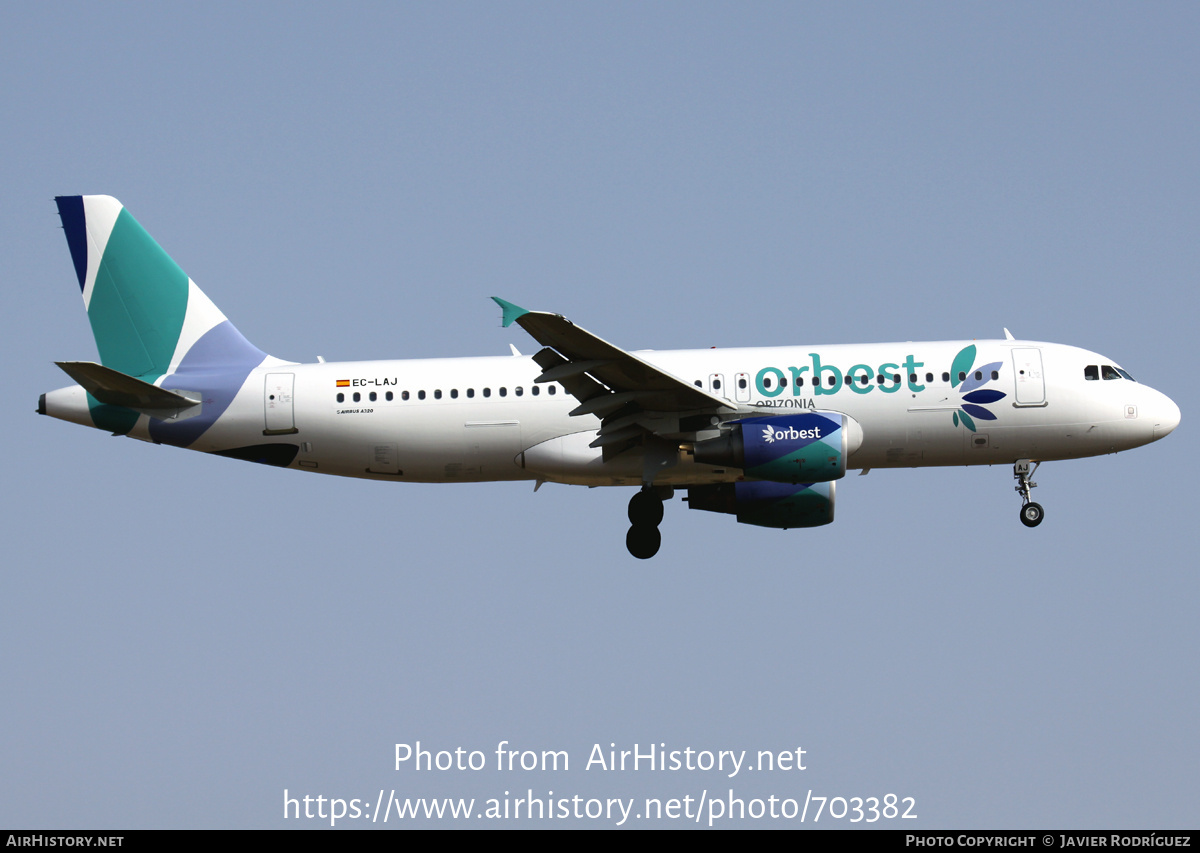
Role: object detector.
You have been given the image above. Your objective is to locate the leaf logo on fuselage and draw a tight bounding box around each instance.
[950,344,1006,431]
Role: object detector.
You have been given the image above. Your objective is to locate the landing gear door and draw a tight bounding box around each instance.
[1011,348,1046,407]
[264,373,298,435]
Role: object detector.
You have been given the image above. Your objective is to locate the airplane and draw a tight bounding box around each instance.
[39,195,1181,558]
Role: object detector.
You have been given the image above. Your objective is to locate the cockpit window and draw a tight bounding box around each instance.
[1089,364,1135,381]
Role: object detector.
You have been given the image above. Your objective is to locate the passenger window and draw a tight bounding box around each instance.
[402,391,410,401]
[369,391,377,402]
[974,370,982,380]
[763,377,773,389]
[942,372,950,382]
[515,386,523,396]
[991,370,999,380]
[483,388,491,398]
[694,380,702,388]
[418,390,426,400]
[713,379,721,390]
[499,387,507,397]
[353,392,361,402]
[450,389,458,399]
[877,375,885,385]
[738,377,747,389]
[386,391,393,401]
[549,385,557,395]
[336,393,344,403]
[958,372,966,382]
[926,373,933,383]
[781,377,789,387]
[434,389,442,399]
[532,386,540,396]
[467,388,474,398]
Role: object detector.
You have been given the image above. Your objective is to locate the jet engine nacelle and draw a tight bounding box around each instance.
[686,481,835,529]
[692,412,860,484]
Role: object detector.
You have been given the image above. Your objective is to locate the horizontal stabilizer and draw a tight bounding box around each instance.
[55,361,201,416]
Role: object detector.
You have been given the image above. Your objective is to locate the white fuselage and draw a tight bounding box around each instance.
[91,338,1174,488]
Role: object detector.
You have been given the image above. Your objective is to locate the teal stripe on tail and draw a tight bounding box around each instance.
[55,196,189,381]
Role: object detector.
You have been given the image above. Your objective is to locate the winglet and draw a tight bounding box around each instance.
[491,297,530,328]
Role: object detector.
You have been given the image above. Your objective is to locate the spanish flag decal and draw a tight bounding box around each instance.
[336,379,350,387]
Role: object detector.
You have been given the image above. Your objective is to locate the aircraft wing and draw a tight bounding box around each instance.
[494,298,736,451]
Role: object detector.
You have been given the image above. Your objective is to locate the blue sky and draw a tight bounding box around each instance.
[2,3,1197,828]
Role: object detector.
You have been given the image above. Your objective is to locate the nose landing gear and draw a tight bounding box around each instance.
[1014,460,1044,528]
[626,487,670,559]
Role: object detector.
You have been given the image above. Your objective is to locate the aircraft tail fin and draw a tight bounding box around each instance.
[54,195,267,382]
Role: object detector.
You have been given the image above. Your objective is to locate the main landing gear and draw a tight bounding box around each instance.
[1014,459,1044,528]
[626,487,670,559]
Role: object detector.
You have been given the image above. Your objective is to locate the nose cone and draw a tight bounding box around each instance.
[1150,390,1181,441]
